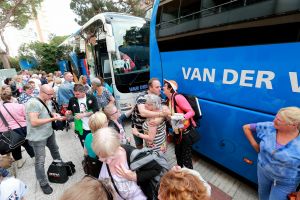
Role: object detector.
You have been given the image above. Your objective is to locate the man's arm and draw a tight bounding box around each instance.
[138,104,161,118]
[29,112,62,127]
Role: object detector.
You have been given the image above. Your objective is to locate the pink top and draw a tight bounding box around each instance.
[173,94,196,127]
[0,103,26,132]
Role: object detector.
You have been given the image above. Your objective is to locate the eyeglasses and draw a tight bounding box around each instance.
[42,90,54,96]
[83,175,114,200]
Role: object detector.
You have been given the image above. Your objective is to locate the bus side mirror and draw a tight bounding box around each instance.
[106,36,116,53]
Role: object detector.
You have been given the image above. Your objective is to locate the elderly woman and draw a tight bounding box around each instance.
[83,112,108,177]
[243,107,300,200]
[18,84,34,104]
[104,104,133,144]
[91,78,115,110]
[132,94,169,152]
[92,127,162,200]
[158,166,211,200]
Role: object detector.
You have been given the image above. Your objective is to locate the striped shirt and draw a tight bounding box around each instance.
[142,120,166,151]
[132,92,147,132]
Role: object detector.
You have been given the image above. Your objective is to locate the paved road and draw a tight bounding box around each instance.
[13,122,258,199]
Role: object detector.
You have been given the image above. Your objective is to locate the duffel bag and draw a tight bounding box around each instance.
[47,160,68,184]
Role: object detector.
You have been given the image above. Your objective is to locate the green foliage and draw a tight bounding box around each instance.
[49,35,69,46]
[70,0,146,26]
[8,57,21,71]
[0,0,43,30]
[18,36,72,73]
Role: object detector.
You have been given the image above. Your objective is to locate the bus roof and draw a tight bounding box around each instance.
[59,12,146,47]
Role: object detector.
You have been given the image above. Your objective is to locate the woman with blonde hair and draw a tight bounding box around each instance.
[158,166,211,200]
[83,112,108,177]
[92,127,162,199]
[243,106,300,200]
[60,175,114,200]
[84,111,108,158]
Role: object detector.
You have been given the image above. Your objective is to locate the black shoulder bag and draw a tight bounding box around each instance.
[0,105,26,154]
[36,98,66,131]
[106,164,126,200]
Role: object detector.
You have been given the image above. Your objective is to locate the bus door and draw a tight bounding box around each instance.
[94,40,112,87]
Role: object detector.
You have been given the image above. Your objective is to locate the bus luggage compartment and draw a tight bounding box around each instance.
[193,99,274,184]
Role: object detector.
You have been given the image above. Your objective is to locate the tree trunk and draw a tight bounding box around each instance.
[0,52,11,69]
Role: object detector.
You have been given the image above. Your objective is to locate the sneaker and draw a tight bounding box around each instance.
[40,184,53,194]
[17,159,26,169]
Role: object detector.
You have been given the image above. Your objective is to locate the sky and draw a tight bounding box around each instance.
[2,0,80,57]
[43,0,80,36]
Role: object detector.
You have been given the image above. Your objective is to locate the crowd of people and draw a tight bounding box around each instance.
[0,69,299,200]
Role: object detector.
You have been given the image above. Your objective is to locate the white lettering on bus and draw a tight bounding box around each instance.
[191,68,201,81]
[182,67,298,92]
[222,69,238,84]
[240,70,255,87]
[203,68,215,82]
[182,67,215,82]
[255,71,275,89]
[182,67,191,79]
[289,72,300,93]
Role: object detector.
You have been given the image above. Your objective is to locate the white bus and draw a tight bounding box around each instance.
[60,12,150,112]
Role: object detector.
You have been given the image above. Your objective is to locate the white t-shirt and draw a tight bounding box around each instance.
[78,96,90,130]
[0,177,27,200]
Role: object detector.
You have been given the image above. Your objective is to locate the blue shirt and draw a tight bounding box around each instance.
[18,92,32,104]
[57,82,74,106]
[255,122,300,182]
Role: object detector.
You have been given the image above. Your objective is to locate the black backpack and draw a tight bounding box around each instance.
[174,93,202,126]
[123,145,169,200]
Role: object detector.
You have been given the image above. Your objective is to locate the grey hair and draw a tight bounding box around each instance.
[92,127,120,158]
[91,78,102,87]
[145,94,161,110]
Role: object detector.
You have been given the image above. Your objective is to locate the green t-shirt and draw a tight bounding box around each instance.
[84,133,97,158]
[25,98,53,141]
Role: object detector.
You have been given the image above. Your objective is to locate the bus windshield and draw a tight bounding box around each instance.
[111,20,150,93]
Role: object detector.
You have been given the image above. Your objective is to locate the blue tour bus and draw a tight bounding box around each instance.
[150,0,300,183]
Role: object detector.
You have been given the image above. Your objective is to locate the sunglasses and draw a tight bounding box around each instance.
[83,175,114,200]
